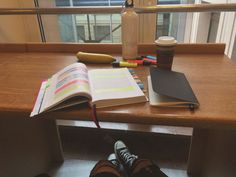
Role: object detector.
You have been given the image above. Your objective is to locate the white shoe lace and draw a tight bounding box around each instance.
[120,149,138,166]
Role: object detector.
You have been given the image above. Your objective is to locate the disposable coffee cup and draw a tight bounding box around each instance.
[155,36,177,70]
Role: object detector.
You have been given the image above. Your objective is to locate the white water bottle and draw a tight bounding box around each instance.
[121,0,138,59]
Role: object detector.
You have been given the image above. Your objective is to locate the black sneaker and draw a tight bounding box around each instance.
[114,140,138,174]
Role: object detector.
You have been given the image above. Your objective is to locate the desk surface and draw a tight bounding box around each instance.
[0,44,236,129]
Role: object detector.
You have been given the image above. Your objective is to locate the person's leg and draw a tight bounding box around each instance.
[131,159,168,177]
[114,140,168,177]
[90,154,123,177]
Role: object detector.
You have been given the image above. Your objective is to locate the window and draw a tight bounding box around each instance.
[55,0,70,6]
[76,25,85,42]
[94,26,111,41]
[52,0,122,43]
[39,0,194,43]
[156,0,194,42]
[72,0,123,6]
[2,0,235,59]
[157,13,170,37]
[207,12,220,43]
[58,15,75,42]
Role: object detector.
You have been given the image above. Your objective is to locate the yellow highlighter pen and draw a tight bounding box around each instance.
[112,61,138,68]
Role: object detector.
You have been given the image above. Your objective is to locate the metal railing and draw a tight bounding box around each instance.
[0,3,236,15]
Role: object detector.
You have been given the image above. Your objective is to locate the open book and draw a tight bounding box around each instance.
[31,63,147,117]
[148,67,199,108]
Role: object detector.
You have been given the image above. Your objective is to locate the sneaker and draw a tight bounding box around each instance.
[114,140,138,173]
[90,154,122,177]
[108,153,120,167]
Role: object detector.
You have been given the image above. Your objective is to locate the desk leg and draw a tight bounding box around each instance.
[187,128,236,177]
[0,118,64,177]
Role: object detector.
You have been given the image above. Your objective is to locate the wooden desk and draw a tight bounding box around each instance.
[0,43,236,177]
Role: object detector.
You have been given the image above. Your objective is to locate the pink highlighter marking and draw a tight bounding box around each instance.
[55,79,88,94]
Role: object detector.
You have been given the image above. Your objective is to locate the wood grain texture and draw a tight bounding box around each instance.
[0,43,27,52]
[0,44,235,129]
[0,43,226,54]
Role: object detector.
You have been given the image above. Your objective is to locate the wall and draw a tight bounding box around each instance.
[0,0,41,42]
[196,12,211,43]
[38,0,62,42]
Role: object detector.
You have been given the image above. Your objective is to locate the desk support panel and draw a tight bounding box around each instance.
[188,128,236,177]
[0,118,64,177]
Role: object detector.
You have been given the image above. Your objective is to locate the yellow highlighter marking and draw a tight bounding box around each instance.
[94,86,136,94]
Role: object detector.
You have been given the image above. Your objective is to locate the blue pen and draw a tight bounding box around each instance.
[128,69,135,74]
[146,55,156,60]
[137,83,144,90]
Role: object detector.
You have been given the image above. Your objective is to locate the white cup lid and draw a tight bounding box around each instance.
[155,36,177,46]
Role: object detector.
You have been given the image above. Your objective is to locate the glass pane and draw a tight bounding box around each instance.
[156,0,194,42]
[55,0,70,6]
[157,13,170,37]
[94,25,111,41]
[38,0,122,43]
[76,25,86,41]
[155,11,221,43]
[55,0,124,6]
[47,14,121,43]
[207,12,220,43]
[58,15,75,42]
[156,12,189,43]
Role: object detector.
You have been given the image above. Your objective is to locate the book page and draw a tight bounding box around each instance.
[30,80,47,117]
[88,68,146,107]
[40,63,91,112]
